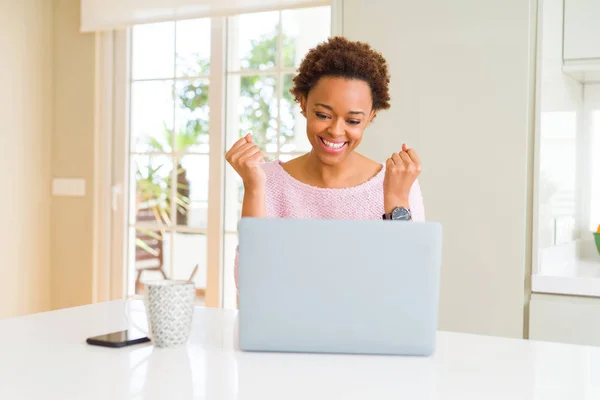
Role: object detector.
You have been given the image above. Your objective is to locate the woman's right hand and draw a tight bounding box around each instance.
[225,133,266,191]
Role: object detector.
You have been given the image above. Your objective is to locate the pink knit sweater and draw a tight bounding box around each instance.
[234,160,426,286]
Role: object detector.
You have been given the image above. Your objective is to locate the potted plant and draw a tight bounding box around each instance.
[142,123,204,226]
[135,162,170,224]
[135,160,192,225]
[134,160,192,268]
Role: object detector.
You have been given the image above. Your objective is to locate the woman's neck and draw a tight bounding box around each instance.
[302,150,361,188]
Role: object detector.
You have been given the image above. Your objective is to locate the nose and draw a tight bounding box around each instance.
[326,117,345,138]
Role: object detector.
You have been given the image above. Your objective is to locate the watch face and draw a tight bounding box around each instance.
[391,206,411,220]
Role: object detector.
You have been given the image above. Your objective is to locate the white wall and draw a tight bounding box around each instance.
[0,0,53,318]
[342,0,536,338]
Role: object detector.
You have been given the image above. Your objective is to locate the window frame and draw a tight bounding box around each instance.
[109,19,225,306]
[104,3,339,307]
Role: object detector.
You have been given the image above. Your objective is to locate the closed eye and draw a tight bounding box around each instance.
[315,111,361,125]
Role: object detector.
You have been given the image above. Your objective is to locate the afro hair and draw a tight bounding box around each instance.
[290,36,391,111]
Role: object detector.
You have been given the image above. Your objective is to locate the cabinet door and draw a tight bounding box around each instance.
[563,0,600,60]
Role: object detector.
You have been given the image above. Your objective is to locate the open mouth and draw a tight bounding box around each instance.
[319,137,348,153]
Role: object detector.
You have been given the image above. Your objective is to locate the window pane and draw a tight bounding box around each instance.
[130,228,170,294]
[131,81,174,153]
[175,18,211,77]
[177,155,209,229]
[131,155,173,226]
[230,74,278,152]
[132,22,175,80]
[538,111,577,249]
[263,153,277,162]
[281,7,331,68]
[172,232,207,290]
[228,11,279,71]
[280,73,309,152]
[175,79,210,153]
[279,153,297,163]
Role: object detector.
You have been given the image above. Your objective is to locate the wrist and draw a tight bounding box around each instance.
[384,196,409,214]
[241,185,266,218]
[243,182,265,196]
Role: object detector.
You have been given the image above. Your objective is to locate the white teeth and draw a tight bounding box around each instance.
[322,138,345,149]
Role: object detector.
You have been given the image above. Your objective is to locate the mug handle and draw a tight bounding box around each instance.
[123,294,150,337]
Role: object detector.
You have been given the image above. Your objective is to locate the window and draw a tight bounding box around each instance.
[532,100,600,292]
[531,2,600,297]
[222,7,331,308]
[122,6,331,305]
[537,111,577,250]
[127,19,213,297]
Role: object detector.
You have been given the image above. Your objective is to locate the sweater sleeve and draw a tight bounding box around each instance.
[408,179,426,221]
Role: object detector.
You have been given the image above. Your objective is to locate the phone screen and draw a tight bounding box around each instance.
[87,330,150,347]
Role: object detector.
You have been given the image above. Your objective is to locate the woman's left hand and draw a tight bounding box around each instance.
[383,144,421,213]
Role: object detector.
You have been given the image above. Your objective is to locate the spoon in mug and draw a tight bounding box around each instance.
[187,264,199,283]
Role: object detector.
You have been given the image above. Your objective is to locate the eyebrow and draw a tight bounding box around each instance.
[315,103,365,116]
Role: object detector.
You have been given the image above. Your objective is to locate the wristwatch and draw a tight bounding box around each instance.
[382,206,412,221]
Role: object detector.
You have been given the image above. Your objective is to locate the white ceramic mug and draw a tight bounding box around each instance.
[127,280,196,348]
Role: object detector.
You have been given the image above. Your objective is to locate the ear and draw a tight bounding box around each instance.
[368,109,377,123]
[299,95,308,117]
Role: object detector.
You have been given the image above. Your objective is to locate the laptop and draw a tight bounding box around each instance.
[237,218,442,356]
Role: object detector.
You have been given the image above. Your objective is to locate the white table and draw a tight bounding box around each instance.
[1,300,599,399]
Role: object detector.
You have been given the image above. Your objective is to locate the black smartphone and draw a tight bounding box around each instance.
[86,330,150,348]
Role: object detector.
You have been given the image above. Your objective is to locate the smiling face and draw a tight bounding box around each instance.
[300,76,376,166]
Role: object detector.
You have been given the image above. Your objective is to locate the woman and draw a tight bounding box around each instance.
[227,36,425,285]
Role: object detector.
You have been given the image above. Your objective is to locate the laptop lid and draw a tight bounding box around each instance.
[238,218,442,356]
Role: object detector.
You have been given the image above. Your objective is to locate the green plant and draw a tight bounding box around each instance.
[135,161,190,226]
[136,162,169,223]
[135,230,162,256]
[178,27,298,151]
[142,124,199,226]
